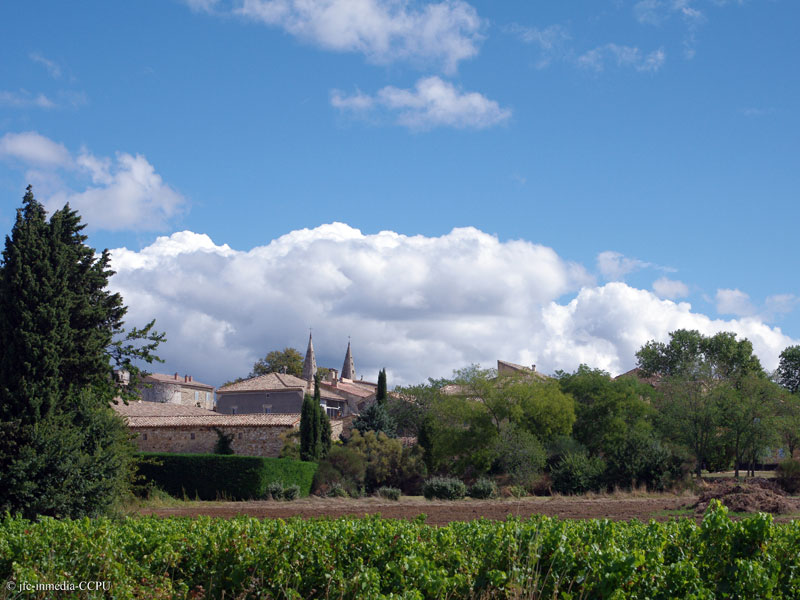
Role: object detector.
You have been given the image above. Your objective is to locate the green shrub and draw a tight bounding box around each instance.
[283,484,300,501]
[776,458,800,494]
[604,430,682,491]
[267,481,284,500]
[378,486,401,500]
[328,483,348,498]
[551,452,606,495]
[509,485,527,498]
[422,477,466,500]
[135,453,317,500]
[468,477,497,499]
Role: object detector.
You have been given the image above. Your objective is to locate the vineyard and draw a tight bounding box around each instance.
[3,501,800,599]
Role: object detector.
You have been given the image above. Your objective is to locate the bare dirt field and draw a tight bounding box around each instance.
[137,494,702,525]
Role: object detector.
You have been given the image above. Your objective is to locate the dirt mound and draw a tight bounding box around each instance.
[689,479,799,515]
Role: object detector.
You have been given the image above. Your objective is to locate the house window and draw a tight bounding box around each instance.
[206,391,211,404]
[231,407,237,415]
[326,408,339,418]
[142,433,148,441]
[194,391,199,403]
[190,432,195,440]
[263,405,272,414]
[238,433,243,439]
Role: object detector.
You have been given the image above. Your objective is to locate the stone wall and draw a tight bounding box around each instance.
[132,420,343,457]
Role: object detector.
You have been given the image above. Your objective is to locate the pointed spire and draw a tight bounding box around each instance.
[341,338,355,380]
[302,331,317,382]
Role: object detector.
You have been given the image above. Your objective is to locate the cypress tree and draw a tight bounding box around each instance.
[299,393,316,461]
[376,368,387,405]
[315,375,331,458]
[0,187,163,518]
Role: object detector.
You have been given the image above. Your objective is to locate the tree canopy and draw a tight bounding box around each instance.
[0,187,163,518]
[251,347,304,378]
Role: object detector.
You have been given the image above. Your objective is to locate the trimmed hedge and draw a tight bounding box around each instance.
[136,453,317,500]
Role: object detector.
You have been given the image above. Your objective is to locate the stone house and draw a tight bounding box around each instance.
[216,334,377,417]
[138,372,215,410]
[113,400,342,457]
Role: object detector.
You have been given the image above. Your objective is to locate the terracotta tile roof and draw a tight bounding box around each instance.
[329,381,376,398]
[143,373,215,390]
[113,401,218,417]
[217,372,308,393]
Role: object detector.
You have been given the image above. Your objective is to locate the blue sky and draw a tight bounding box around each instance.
[1,0,798,386]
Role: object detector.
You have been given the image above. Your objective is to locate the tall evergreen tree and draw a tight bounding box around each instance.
[0,187,163,518]
[316,375,331,459]
[299,393,316,461]
[376,368,387,405]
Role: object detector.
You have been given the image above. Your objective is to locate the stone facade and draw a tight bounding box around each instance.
[133,424,289,457]
[139,373,215,410]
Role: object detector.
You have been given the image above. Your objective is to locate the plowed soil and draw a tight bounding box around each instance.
[137,495,698,525]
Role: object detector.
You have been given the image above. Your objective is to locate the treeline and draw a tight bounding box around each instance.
[361,330,800,495]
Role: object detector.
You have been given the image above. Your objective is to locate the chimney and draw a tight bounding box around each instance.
[184,375,188,383]
[174,372,179,380]
[531,364,536,372]
[189,375,193,382]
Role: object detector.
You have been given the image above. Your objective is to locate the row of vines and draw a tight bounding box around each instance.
[2,502,800,599]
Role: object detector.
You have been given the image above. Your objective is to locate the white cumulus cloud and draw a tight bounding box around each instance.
[716,288,757,317]
[332,76,511,130]
[0,132,186,232]
[232,0,483,73]
[106,225,797,387]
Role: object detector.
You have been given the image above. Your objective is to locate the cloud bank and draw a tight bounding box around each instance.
[0,132,185,231]
[107,224,798,387]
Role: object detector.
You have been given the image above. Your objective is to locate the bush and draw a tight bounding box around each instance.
[491,425,546,487]
[551,452,606,495]
[378,486,401,500]
[776,459,800,494]
[328,483,349,498]
[510,485,527,498]
[604,430,683,491]
[283,484,300,501]
[136,453,318,500]
[422,477,466,500]
[468,477,497,499]
[267,481,284,500]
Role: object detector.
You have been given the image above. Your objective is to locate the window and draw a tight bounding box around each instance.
[142,433,148,441]
[231,407,237,415]
[190,432,195,440]
[238,433,243,439]
[194,391,199,403]
[206,391,211,404]
[263,405,272,414]
[326,408,339,418]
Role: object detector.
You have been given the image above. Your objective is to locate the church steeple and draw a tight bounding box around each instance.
[341,338,355,380]
[302,332,317,382]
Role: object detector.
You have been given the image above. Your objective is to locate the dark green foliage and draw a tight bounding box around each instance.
[777,346,800,395]
[250,347,304,377]
[551,452,607,495]
[0,188,163,519]
[136,453,317,500]
[604,429,683,490]
[315,376,331,459]
[299,393,317,461]
[468,477,497,499]
[376,368,387,405]
[353,401,397,438]
[490,424,546,487]
[212,427,235,455]
[422,476,466,500]
[776,459,800,494]
[312,445,366,497]
[378,486,400,500]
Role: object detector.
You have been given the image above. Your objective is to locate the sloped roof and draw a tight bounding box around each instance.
[217,372,308,393]
[113,401,217,417]
[125,413,303,428]
[327,380,375,398]
[143,373,215,390]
